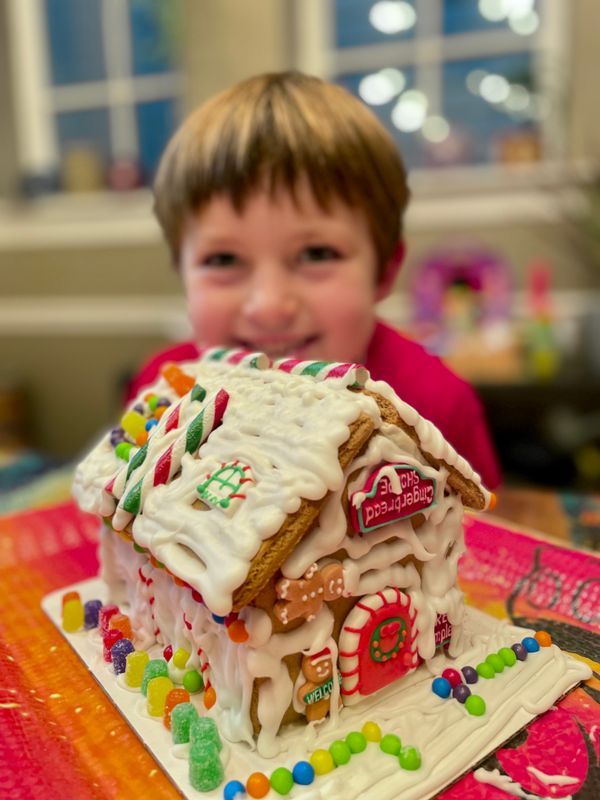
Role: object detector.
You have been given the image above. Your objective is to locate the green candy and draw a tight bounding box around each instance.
[486,653,505,673]
[133,543,147,554]
[345,731,367,753]
[380,733,402,756]
[188,741,223,792]
[147,395,158,412]
[115,441,133,461]
[399,745,422,771]
[190,716,222,751]
[465,694,486,716]
[499,647,517,667]
[182,669,204,693]
[329,739,352,766]
[476,661,495,679]
[171,702,198,744]
[270,767,294,795]
[140,659,168,696]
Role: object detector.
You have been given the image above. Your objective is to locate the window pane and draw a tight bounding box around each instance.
[56,108,111,189]
[442,53,540,165]
[443,0,541,37]
[129,0,181,75]
[135,98,178,181]
[45,0,106,85]
[335,0,417,48]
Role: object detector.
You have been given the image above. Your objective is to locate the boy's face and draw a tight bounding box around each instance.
[180,181,381,365]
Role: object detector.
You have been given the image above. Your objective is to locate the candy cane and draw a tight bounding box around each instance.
[111,388,229,529]
[274,359,369,388]
[199,347,270,370]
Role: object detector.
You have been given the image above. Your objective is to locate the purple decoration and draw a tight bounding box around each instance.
[461,665,478,684]
[84,599,103,629]
[111,638,135,674]
[132,403,145,414]
[156,398,171,408]
[109,427,126,446]
[512,642,528,661]
[453,683,471,704]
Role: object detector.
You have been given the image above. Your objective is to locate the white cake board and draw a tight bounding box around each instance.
[42,578,591,800]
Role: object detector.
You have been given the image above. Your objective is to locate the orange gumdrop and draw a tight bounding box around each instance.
[161,363,195,396]
[163,688,190,730]
[227,619,249,643]
[203,686,216,710]
[135,430,148,446]
[109,613,133,640]
[153,405,167,420]
[488,492,497,511]
[246,772,270,798]
[535,630,552,647]
[62,590,80,608]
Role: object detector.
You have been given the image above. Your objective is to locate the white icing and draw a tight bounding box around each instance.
[527,766,579,787]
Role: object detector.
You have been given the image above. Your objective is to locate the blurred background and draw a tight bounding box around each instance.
[0,0,599,529]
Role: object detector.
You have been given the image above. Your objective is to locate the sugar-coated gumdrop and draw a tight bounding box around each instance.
[441,668,461,688]
[62,591,80,607]
[147,675,174,716]
[476,661,495,679]
[125,649,149,688]
[345,731,367,753]
[111,638,134,674]
[453,683,471,703]
[309,749,335,776]
[270,767,294,795]
[380,733,402,756]
[224,779,246,800]
[465,694,486,716]
[329,739,352,765]
[141,658,169,695]
[83,599,102,629]
[292,761,315,785]
[246,771,270,798]
[361,721,382,742]
[522,636,540,653]
[163,688,190,730]
[461,666,478,684]
[432,677,451,698]
[535,630,552,647]
[163,644,173,662]
[485,653,505,673]
[189,741,223,792]
[183,669,203,693]
[62,598,84,633]
[161,363,195,397]
[511,643,528,661]
[498,646,517,666]
[102,629,123,662]
[99,604,119,634]
[399,745,422,771]
[171,702,198,744]
[204,685,217,709]
[190,716,222,751]
[108,613,133,640]
[172,647,190,669]
[121,410,147,441]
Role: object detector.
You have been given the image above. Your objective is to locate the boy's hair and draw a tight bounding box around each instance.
[154,71,410,277]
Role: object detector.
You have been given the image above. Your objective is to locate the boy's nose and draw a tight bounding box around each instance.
[242,269,298,329]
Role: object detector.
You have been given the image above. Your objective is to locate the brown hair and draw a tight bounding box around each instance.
[154,71,410,277]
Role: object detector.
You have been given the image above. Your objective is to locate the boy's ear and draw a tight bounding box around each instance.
[376,240,405,301]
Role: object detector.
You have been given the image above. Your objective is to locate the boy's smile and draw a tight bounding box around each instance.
[180,181,384,365]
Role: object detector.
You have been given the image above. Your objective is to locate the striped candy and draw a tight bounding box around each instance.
[274,359,369,388]
[198,347,270,370]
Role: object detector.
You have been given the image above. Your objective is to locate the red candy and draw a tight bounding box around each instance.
[99,604,119,634]
[102,629,123,662]
[442,668,462,688]
[163,644,173,662]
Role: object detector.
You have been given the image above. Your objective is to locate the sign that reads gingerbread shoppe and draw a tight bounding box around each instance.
[350,463,436,534]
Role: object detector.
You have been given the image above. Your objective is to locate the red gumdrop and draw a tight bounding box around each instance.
[442,668,462,688]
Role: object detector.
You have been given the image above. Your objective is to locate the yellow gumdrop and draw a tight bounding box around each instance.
[121,410,147,441]
[147,676,174,716]
[62,598,84,632]
[310,749,335,775]
[361,721,382,742]
[125,650,149,688]
[172,648,190,669]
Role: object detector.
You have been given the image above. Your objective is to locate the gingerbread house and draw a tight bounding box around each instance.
[73,350,492,758]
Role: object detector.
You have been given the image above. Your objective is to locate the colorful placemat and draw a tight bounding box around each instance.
[0,503,598,799]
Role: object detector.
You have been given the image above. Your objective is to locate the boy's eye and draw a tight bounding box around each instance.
[202,252,240,267]
[299,245,341,263]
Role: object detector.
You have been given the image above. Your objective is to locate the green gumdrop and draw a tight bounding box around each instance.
[141,659,169,695]
[476,661,495,679]
[399,745,422,771]
[498,646,517,667]
[380,733,402,756]
[188,743,223,792]
[171,702,198,744]
[190,716,222,751]
[183,669,204,693]
[345,731,367,753]
[270,767,294,795]
[465,694,486,716]
[329,739,352,766]
[148,395,158,411]
[115,441,133,461]
[486,653,505,673]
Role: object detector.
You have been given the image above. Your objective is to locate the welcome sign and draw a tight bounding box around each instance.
[350,463,436,534]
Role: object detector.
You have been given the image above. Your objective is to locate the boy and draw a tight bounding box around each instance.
[129,71,500,487]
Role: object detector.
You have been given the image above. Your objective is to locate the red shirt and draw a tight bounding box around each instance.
[126,321,500,488]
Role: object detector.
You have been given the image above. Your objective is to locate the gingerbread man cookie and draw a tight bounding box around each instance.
[297,647,341,722]
[274,562,344,625]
